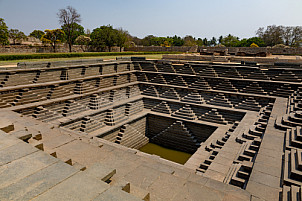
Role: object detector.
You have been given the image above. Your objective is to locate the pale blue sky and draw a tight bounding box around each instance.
[0,0,301,39]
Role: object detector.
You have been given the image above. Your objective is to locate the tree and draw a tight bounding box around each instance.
[203,38,208,46]
[29,30,45,39]
[256,25,284,46]
[61,23,84,48]
[218,36,223,44]
[171,35,184,46]
[57,6,81,52]
[183,35,196,46]
[210,37,217,46]
[0,18,9,45]
[116,28,128,52]
[141,35,156,46]
[221,34,239,47]
[75,35,91,52]
[8,29,26,45]
[282,26,302,47]
[196,38,203,46]
[90,25,117,51]
[236,37,265,47]
[41,29,65,52]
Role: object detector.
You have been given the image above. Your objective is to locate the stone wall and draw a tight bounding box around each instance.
[0,45,122,53]
[125,46,198,52]
[126,46,302,55]
[202,47,302,55]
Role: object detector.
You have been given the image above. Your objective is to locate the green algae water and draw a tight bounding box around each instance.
[139,143,192,165]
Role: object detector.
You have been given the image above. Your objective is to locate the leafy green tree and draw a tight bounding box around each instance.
[116,28,129,51]
[57,6,81,52]
[75,35,91,51]
[196,38,203,46]
[236,37,265,47]
[8,29,26,44]
[218,36,223,44]
[29,30,45,39]
[61,23,84,48]
[183,35,196,46]
[90,25,117,51]
[210,37,217,46]
[203,38,208,46]
[141,35,156,46]
[221,34,239,47]
[171,35,184,46]
[0,18,9,45]
[41,29,65,52]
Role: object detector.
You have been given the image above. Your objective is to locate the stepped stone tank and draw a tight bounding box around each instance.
[0,56,301,200]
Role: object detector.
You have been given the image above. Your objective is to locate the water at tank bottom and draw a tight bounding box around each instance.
[139,143,192,165]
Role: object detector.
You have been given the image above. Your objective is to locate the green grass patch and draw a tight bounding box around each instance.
[0,52,181,61]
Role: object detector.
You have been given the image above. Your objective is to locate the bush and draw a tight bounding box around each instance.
[250,43,259,47]
[0,52,181,61]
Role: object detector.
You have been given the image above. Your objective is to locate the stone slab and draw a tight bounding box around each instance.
[33,172,110,201]
[0,161,79,201]
[0,141,38,166]
[0,151,58,188]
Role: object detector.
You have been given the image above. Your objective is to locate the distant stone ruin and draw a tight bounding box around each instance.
[0,57,301,200]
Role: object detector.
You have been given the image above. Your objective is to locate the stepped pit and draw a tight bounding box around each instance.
[0,56,302,200]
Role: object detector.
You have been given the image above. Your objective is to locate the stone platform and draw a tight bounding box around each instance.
[0,57,301,200]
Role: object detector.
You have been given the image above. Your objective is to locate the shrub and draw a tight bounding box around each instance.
[250,43,259,47]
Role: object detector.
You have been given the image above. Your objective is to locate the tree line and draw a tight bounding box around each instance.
[1,6,302,52]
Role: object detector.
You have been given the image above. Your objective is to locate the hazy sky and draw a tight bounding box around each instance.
[0,0,301,39]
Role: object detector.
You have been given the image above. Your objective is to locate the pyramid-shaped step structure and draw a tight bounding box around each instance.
[151,101,172,114]
[32,106,62,122]
[236,98,261,111]
[89,94,111,110]
[241,82,267,95]
[181,92,204,104]
[127,85,141,98]
[272,84,295,97]
[125,101,144,116]
[160,88,180,100]
[151,120,200,153]
[198,108,228,125]
[178,63,196,75]
[62,100,88,117]
[169,76,188,87]
[109,89,127,102]
[207,93,233,108]
[105,106,128,126]
[197,66,217,77]
[172,104,197,120]
[150,74,167,84]
[115,124,149,149]
[142,86,159,97]
[273,71,301,82]
[80,116,104,133]
[156,63,176,73]
[189,78,211,90]
[136,73,149,82]
[212,79,237,92]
